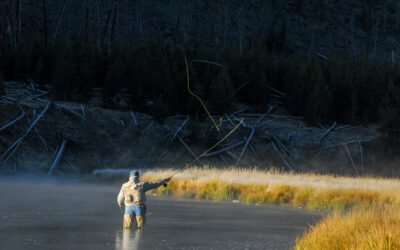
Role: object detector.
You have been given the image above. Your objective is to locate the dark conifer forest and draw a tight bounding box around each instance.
[0,0,399,146]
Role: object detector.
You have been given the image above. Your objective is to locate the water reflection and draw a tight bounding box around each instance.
[115,230,142,250]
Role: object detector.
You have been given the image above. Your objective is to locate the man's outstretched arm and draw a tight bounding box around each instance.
[143,177,171,192]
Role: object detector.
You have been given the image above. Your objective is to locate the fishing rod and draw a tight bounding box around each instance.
[166,118,243,183]
[164,56,243,184]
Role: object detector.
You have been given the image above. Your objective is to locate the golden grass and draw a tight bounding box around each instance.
[142,167,400,209]
[141,167,400,249]
[143,167,400,191]
[295,204,400,249]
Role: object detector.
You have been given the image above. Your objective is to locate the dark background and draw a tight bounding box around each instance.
[0,0,399,149]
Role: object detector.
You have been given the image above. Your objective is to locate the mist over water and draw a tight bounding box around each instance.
[0,176,318,249]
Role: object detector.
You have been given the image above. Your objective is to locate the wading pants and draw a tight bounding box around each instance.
[123,204,146,230]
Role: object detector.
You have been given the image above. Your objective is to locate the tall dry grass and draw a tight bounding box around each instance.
[295,204,400,249]
[142,167,400,209]
[141,167,400,249]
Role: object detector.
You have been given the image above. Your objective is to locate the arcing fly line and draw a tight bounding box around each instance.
[168,57,244,179]
[171,118,243,177]
[185,56,221,132]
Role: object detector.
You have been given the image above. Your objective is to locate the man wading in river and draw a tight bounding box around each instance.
[117,170,171,230]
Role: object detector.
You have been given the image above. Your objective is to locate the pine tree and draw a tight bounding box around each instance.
[103,42,127,108]
[305,61,324,122]
[51,39,76,101]
[73,40,96,104]
[211,66,234,114]
[379,82,400,154]
[0,71,4,95]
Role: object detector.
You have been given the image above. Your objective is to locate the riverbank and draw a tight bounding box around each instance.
[137,167,400,249]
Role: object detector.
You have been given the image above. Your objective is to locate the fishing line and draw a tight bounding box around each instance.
[168,57,244,178]
[171,118,243,177]
[185,56,221,132]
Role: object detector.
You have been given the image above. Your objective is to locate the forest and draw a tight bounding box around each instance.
[0,0,399,148]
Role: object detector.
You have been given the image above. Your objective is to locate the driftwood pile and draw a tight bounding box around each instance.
[154,86,375,175]
[0,82,79,175]
[0,82,376,175]
[160,113,375,175]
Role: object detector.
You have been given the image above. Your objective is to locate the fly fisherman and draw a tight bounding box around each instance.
[117,170,171,230]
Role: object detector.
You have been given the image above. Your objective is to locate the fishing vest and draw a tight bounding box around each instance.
[122,181,146,206]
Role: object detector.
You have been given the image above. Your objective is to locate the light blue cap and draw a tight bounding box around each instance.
[130,170,139,177]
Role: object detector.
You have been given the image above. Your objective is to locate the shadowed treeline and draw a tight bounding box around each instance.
[0,0,400,150]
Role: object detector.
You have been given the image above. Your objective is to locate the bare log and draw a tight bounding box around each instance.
[226,150,249,166]
[269,94,283,99]
[170,151,182,165]
[316,52,328,60]
[1,102,50,160]
[57,104,85,120]
[256,106,275,122]
[268,86,286,96]
[219,154,229,165]
[334,125,360,131]
[273,136,296,159]
[27,92,49,101]
[106,134,119,151]
[234,81,249,93]
[36,98,85,120]
[244,135,258,157]
[48,139,67,176]
[224,114,235,127]
[242,113,303,120]
[171,116,189,141]
[140,121,154,139]
[319,122,336,144]
[252,117,279,128]
[232,115,247,127]
[130,110,138,126]
[192,60,223,67]
[226,150,238,160]
[235,127,255,167]
[2,96,35,108]
[4,139,23,162]
[313,139,373,152]
[344,143,359,176]
[271,141,296,172]
[0,111,25,132]
[62,159,79,174]
[178,137,201,164]
[18,104,49,155]
[80,103,86,119]
[159,149,169,159]
[232,109,249,115]
[23,89,49,101]
[26,102,50,133]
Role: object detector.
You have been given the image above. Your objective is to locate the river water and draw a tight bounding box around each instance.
[0,176,319,249]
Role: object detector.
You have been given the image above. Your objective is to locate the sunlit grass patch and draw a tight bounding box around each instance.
[142,167,399,210]
[142,167,400,249]
[295,204,400,250]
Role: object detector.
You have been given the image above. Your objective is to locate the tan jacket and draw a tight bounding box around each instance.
[117,178,167,206]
